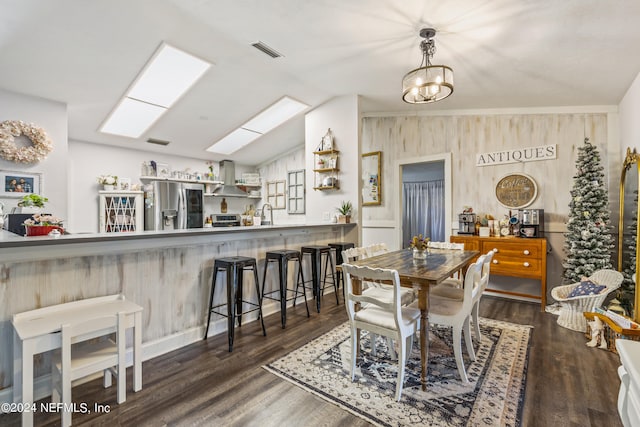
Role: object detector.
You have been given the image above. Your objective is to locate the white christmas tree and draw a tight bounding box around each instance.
[563,138,615,283]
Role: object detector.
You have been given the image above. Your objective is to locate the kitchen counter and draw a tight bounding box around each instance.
[0,221,357,402]
[0,222,357,262]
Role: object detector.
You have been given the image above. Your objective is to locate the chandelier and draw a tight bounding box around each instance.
[402,28,454,104]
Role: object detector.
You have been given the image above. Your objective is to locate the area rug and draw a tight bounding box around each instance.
[264,318,532,427]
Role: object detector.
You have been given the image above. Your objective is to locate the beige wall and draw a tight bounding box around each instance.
[360,110,619,298]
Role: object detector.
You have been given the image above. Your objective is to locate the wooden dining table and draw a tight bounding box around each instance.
[349,248,479,390]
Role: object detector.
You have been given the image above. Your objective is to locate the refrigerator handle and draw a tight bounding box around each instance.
[179,186,186,229]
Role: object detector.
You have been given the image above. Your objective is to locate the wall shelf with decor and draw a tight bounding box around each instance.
[99,191,143,233]
[313,149,340,190]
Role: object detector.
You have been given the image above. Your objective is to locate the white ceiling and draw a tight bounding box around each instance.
[2,0,640,166]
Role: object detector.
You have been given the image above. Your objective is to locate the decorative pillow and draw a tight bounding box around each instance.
[568,280,606,298]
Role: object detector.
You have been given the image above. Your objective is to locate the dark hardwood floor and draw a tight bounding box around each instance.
[1,295,623,427]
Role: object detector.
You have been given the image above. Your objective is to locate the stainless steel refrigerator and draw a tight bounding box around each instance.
[144,181,204,230]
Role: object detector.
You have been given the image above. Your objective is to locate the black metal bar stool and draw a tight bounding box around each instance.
[203,256,266,352]
[300,245,338,313]
[261,249,310,328]
[328,242,355,292]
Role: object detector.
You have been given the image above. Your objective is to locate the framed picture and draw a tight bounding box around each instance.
[362,151,382,206]
[119,177,132,191]
[1,170,42,197]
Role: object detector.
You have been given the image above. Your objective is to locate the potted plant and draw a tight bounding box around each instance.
[97,174,118,190]
[22,213,64,236]
[15,194,48,214]
[336,200,353,224]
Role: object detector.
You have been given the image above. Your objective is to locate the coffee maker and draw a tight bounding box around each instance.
[458,213,477,235]
[518,209,544,237]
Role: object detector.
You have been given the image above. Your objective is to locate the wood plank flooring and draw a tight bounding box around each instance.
[1,295,624,426]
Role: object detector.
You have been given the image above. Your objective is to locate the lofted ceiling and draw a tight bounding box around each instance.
[2,0,640,166]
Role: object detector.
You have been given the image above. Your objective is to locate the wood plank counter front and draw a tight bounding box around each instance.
[0,223,357,405]
[450,235,547,310]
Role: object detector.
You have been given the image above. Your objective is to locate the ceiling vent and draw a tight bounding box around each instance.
[146,138,170,146]
[251,41,283,58]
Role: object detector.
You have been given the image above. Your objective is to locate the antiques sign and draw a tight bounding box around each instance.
[476,144,556,167]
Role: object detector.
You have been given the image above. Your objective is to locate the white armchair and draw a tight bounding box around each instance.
[551,269,624,332]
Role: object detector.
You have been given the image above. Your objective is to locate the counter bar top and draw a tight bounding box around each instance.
[0,222,357,263]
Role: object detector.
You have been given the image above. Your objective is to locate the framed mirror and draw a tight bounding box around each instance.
[618,147,640,322]
[362,151,382,206]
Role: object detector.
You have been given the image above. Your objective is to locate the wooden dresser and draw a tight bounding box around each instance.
[450,235,547,311]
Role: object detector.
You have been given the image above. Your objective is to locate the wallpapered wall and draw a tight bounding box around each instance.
[361,113,615,230]
[360,112,619,297]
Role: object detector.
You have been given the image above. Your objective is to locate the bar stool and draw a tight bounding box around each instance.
[328,242,355,292]
[203,256,266,352]
[301,245,338,313]
[261,249,310,328]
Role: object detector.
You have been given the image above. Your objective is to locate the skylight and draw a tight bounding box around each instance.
[207,96,309,155]
[100,42,211,138]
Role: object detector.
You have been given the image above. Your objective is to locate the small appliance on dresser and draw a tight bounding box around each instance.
[518,208,544,237]
[458,212,477,235]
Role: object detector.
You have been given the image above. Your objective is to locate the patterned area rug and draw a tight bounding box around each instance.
[264,318,531,427]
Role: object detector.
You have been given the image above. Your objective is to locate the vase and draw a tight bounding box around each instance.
[412,248,427,260]
[337,215,351,224]
[11,206,40,214]
[103,184,115,191]
[25,225,64,236]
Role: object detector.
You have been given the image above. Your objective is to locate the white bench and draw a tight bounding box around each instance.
[12,294,143,427]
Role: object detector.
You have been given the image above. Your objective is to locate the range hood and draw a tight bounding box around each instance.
[212,160,248,198]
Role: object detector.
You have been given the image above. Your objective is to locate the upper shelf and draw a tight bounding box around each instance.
[313,149,340,155]
[140,176,224,185]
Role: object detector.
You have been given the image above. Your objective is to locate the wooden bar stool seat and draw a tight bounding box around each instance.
[203,256,266,352]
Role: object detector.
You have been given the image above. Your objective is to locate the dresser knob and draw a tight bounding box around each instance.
[493,259,498,264]
[523,262,530,267]
[523,250,530,255]
[493,248,499,253]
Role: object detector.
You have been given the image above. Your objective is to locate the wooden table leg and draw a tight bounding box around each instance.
[418,287,429,391]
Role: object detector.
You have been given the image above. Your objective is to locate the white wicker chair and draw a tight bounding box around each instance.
[551,269,624,332]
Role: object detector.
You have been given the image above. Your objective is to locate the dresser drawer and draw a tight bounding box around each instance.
[489,255,542,277]
[481,240,542,259]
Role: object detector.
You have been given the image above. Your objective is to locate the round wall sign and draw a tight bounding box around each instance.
[495,173,538,209]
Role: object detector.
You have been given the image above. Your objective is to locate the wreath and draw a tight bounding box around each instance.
[0,120,53,163]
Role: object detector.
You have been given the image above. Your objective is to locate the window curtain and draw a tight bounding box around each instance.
[402,180,445,247]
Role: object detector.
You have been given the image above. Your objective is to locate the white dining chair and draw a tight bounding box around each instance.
[365,242,389,258]
[428,241,466,288]
[342,263,420,401]
[342,246,412,359]
[414,256,485,383]
[430,250,494,343]
[51,311,127,427]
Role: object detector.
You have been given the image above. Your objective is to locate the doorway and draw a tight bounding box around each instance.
[397,153,452,248]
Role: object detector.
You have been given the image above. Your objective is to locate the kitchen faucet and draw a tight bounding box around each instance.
[261,203,273,226]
